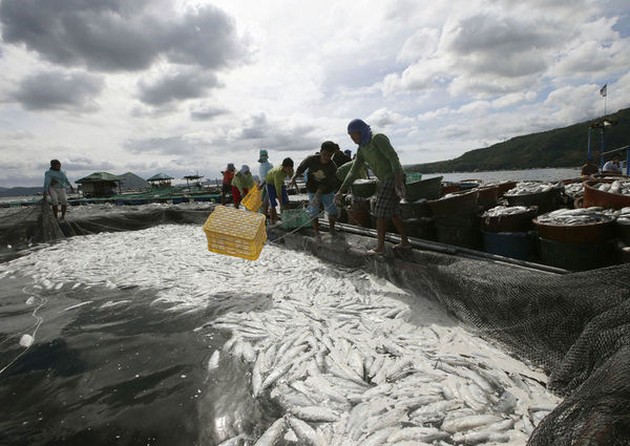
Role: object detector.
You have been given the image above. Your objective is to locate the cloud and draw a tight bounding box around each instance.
[0,0,250,72]
[137,69,220,106]
[189,104,230,121]
[1,0,629,187]
[125,135,203,156]
[11,70,105,111]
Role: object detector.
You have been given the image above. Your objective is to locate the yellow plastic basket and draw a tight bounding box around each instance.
[242,184,262,212]
[203,205,267,260]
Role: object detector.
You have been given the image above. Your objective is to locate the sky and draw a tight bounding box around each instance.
[1,0,629,187]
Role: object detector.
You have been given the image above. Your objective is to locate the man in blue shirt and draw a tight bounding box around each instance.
[43,159,74,220]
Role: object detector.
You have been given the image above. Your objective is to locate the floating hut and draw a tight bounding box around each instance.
[147,173,174,189]
[183,174,204,190]
[75,172,122,198]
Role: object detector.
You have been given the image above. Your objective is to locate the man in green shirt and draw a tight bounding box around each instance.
[335,119,410,255]
[266,157,294,225]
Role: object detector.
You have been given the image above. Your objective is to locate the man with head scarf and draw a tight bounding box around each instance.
[335,119,410,255]
[231,164,255,209]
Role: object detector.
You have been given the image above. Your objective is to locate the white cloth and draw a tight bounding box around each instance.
[602,160,621,174]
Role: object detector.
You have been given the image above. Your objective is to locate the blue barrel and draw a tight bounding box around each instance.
[539,237,617,271]
[482,231,537,261]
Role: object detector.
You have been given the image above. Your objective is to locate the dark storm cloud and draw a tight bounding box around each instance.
[12,70,105,111]
[446,14,558,77]
[125,135,201,155]
[137,70,219,106]
[232,114,319,152]
[190,105,229,121]
[0,0,249,72]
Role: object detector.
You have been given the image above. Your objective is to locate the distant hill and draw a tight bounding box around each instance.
[0,186,41,197]
[118,172,149,191]
[406,107,630,173]
[1,172,150,197]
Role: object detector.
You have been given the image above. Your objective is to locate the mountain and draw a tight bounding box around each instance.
[406,107,630,173]
[0,186,41,197]
[118,172,149,191]
[1,172,150,197]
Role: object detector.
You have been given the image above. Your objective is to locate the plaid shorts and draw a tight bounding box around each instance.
[373,177,402,219]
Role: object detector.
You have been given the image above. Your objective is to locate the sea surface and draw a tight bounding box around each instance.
[424,167,582,184]
[0,170,569,445]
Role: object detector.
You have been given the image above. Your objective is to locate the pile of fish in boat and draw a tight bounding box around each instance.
[482,205,531,218]
[591,180,630,196]
[535,207,615,226]
[503,181,558,196]
[209,291,558,445]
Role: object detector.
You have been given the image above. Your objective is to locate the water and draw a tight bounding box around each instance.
[0,181,563,445]
[424,167,582,184]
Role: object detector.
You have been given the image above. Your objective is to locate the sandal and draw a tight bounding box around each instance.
[392,243,412,251]
[366,248,384,256]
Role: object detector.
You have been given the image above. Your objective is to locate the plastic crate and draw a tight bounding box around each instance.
[203,205,267,260]
[241,184,262,212]
[405,171,423,183]
[280,208,311,230]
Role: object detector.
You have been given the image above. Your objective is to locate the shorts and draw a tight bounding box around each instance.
[48,187,68,206]
[372,178,402,219]
[267,184,289,208]
[307,192,338,218]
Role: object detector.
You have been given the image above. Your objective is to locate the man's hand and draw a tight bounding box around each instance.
[394,174,406,200]
[334,192,344,206]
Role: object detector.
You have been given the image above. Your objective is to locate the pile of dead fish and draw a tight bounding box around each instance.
[482,205,532,218]
[562,182,584,198]
[210,282,557,445]
[592,180,630,196]
[535,207,615,226]
[504,181,559,196]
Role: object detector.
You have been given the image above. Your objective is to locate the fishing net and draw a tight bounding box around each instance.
[0,201,211,259]
[1,202,629,445]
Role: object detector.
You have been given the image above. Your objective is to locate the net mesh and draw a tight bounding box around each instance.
[1,202,630,445]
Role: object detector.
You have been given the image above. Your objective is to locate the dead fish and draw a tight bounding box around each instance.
[441,414,504,433]
[253,417,286,446]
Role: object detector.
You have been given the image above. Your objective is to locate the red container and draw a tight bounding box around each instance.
[533,219,616,244]
[477,185,500,210]
[583,180,630,209]
[428,190,479,216]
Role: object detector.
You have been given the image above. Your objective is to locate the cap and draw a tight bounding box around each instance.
[241,164,250,174]
[258,149,269,163]
[227,163,235,171]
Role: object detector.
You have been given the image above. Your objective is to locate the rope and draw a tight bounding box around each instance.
[0,288,46,376]
[267,207,328,244]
